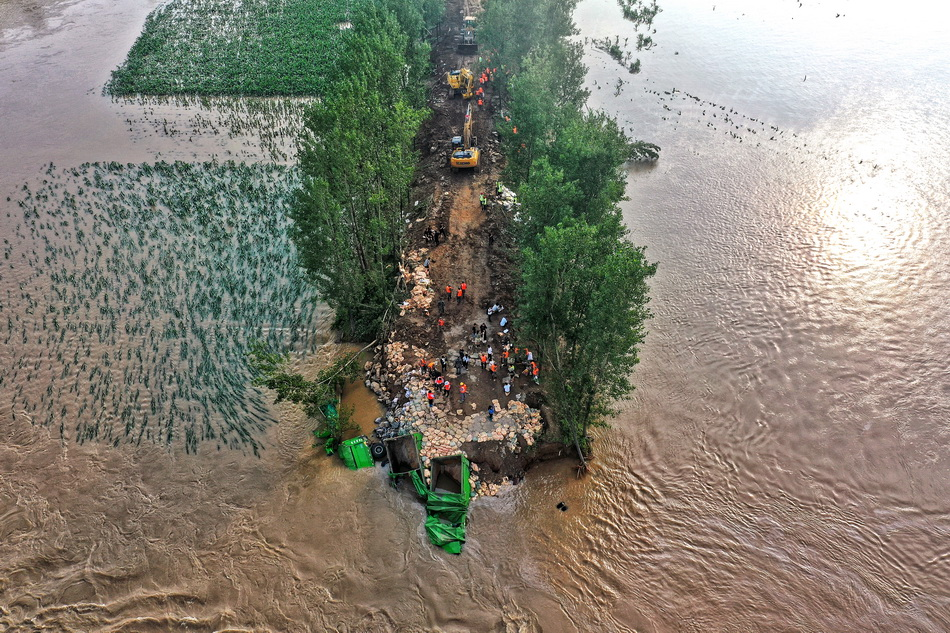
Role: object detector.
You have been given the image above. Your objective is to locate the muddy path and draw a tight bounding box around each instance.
[364,0,571,487]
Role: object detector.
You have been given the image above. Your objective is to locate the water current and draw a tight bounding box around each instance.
[2,0,949,631]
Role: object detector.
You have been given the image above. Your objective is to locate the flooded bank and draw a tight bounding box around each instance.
[2,0,950,631]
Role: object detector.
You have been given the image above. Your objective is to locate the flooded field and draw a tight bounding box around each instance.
[2,0,950,631]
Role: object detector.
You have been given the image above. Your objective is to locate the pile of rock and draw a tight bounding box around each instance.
[366,340,429,403]
[495,184,520,213]
[464,400,543,450]
[398,249,433,315]
[378,382,543,495]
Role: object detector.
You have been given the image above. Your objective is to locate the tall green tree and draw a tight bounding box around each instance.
[291,3,429,340]
[544,110,634,225]
[497,43,589,182]
[479,0,580,83]
[518,221,656,466]
[514,157,582,248]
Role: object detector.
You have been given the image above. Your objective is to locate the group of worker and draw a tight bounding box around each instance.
[423,357,470,407]
[474,68,495,107]
[437,281,467,312]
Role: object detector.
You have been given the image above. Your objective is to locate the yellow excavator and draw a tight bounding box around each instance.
[449,102,480,172]
[446,68,475,99]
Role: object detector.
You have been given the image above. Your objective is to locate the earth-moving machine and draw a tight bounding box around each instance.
[456,15,478,54]
[446,68,475,99]
[449,102,480,172]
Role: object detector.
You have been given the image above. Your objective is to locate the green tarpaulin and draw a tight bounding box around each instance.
[411,466,471,554]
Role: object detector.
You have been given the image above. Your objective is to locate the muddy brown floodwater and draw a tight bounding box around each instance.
[2,0,950,631]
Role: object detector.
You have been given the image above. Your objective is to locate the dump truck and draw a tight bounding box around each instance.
[314,401,381,469]
[385,433,472,554]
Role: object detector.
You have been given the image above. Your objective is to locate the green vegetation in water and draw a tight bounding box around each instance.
[248,342,361,450]
[618,0,661,27]
[291,0,441,340]
[585,0,660,74]
[2,161,323,454]
[592,36,645,74]
[106,0,349,96]
[479,0,659,465]
[113,94,316,162]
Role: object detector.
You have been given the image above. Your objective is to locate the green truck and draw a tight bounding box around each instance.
[385,433,472,554]
[320,421,473,554]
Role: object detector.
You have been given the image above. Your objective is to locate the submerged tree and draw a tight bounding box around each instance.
[517,221,656,467]
[247,341,361,449]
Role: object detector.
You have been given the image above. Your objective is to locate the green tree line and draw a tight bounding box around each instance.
[479,0,659,465]
[291,0,443,340]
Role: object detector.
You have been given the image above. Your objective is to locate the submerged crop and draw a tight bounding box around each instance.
[1,161,324,454]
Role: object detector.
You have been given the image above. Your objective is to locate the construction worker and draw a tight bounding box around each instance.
[443,380,451,396]
[445,285,453,299]
[459,382,468,402]
[480,353,488,370]
[489,361,497,380]
[438,317,445,328]
[435,375,444,389]
[477,98,484,107]
[427,390,434,407]
[456,287,463,304]
[461,281,467,296]
[479,194,486,208]
[487,404,495,422]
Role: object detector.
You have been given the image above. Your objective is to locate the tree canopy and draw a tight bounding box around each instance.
[518,221,656,460]
[290,0,438,340]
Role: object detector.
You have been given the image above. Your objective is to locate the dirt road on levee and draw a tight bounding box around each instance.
[363,0,569,493]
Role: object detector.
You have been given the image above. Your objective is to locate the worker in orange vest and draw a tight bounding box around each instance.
[480,353,488,369]
[489,361,497,380]
[456,287,463,304]
[445,285,452,299]
[460,281,467,297]
[438,317,445,328]
[443,380,451,395]
[427,390,434,407]
[459,382,468,403]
